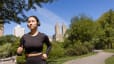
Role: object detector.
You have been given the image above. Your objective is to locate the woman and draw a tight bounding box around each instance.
[17,16,52,64]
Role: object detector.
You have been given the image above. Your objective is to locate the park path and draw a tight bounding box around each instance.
[63,51,114,64]
[0,60,15,64]
[0,51,113,64]
[0,56,16,64]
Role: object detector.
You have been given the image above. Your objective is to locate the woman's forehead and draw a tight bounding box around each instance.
[28,17,36,20]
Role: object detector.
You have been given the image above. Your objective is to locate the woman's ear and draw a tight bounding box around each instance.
[37,22,40,26]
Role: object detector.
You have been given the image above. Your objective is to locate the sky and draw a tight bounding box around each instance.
[4,0,114,36]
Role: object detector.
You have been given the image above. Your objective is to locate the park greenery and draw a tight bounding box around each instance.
[104,49,114,64]
[0,0,54,24]
[0,35,20,58]
[0,9,114,64]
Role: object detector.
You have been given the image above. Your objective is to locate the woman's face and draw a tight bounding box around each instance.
[27,17,38,30]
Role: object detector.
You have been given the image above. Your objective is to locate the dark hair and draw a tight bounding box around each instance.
[27,16,40,26]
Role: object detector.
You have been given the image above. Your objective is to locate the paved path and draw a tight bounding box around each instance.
[63,52,114,64]
[0,60,15,64]
[0,52,113,64]
[0,56,16,64]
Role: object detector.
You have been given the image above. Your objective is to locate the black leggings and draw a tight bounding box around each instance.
[25,55,47,64]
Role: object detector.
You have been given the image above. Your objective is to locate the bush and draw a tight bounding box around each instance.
[0,35,20,58]
[16,54,26,64]
[48,42,65,59]
[0,43,12,58]
[65,40,89,56]
[83,41,94,52]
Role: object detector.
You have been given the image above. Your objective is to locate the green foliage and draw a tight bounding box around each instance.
[0,35,20,58]
[83,41,94,52]
[16,54,26,64]
[0,43,12,58]
[65,40,89,56]
[63,15,95,56]
[104,49,114,53]
[105,56,114,64]
[48,42,65,59]
[0,35,20,45]
[68,15,97,42]
[96,9,114,49]
[64,9,114,53]
[0,0,54,24]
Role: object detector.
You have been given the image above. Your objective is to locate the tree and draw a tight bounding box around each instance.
[0,35,19,45]
[0,0,54,24]
[0,35,20,57]
[97,9,114,49]
[63,15,96,56]
[68,15,97,43]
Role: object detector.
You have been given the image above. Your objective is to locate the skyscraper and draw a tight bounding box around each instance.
[55,22,61,35]
[53,22,67,42]
[14,25,25,37]
[62,23,67,36]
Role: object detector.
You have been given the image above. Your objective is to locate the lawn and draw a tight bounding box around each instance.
[47,52,95,64]
[105,56,114,64]
[104,49,114,64]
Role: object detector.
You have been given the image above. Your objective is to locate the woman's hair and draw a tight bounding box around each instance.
[27,16,40,26]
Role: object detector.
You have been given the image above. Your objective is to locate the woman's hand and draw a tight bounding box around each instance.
[17,47,23,54]
[42,54,48,60]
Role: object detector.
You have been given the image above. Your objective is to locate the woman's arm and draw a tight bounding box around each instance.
[44,35,52,55]
[42,35,52,59]
[17,36,24,55]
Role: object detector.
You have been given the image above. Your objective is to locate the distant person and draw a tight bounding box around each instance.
[17,16,52,64]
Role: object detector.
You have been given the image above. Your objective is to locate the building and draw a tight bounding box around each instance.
[53,22,67,42]
[14,25,25,37]
[48,36,53,42]
[62,23,67,37]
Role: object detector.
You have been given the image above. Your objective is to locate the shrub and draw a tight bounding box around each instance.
[83,41,94,52]
[16,54,26,64]
[65,40,89,56]
[0,43,12,58]
[48,42,65,59]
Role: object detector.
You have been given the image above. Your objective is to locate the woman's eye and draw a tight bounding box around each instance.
[32,20,35,22]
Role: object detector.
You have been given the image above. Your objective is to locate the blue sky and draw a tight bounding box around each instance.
[4,0,114,36]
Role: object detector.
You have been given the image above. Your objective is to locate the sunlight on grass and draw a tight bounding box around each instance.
[105,56,114,64]
[104,49,114,64]
[47,52,95,64]
[104,49,114,53]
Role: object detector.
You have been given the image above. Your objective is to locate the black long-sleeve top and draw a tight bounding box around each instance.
[19,32,52,55]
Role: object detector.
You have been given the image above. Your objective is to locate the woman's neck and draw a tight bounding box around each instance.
[30,29,39,36]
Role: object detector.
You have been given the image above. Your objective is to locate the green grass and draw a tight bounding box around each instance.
[47,52,95,64]
[104,49,114,64]
[105,56,114,64]
[104,49,114,53]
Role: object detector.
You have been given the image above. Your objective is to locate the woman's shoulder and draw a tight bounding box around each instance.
[21,33,29,38]
[39,32,48,37]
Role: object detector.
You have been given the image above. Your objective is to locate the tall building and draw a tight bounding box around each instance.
[14,25,25,37]
[0,20,4,37]
[55,22,61,35]
[53,22,67,42]
[62,23,67,36]
[54,22,63,41]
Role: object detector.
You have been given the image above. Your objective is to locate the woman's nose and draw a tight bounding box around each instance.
[29,22,33,25]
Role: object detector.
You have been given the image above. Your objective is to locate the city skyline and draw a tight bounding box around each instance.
[12,23,67,42]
